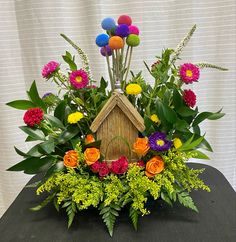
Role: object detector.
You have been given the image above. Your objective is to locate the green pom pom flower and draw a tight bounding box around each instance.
[126,34,140,47]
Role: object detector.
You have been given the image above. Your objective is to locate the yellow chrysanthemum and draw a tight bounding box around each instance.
[67,112,84,124]
[150,114,161,124]
[173,138,182,149]
[125,83,142,95]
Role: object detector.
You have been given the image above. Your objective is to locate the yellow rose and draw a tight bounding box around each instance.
[126,83,142,95]
[173,138,182,149]
[67,112,84,124]
[84,148,100,165]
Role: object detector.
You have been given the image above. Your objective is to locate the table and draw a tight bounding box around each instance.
[0,163,235,242]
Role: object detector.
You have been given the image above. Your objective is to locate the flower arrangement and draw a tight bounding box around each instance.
[7,15,227,236]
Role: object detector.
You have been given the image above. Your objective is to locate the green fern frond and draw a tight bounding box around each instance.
[171,24,197,64]
[30,193,55,211]
[129,206,139,231]
[177,191,198,212]
[99,203,120,237]
[62,200,77,228]
[196,62,228,71]
[60,34,94,83]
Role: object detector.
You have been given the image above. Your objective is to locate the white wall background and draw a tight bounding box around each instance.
[0,0,235,217]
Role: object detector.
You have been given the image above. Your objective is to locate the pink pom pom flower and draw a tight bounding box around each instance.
[183,89,197,107]
[23,108,44,127]
[41,61,59,78]
[129,25,139,35]
[179,63,200,84]
[111,156,129,175]
[69,69,89,89]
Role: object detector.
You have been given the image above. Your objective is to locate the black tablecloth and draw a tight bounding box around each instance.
[0,163,235,242]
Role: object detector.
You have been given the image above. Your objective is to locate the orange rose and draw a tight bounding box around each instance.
[85,134,95,145]
[145,156,164,178]
[84,148,100,165]
[63,150,79,168]
[133,137,150,157]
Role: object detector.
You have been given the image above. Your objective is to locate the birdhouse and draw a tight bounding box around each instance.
[90,91,145,162]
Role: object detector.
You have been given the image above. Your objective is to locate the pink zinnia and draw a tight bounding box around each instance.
[23,108,44,127]
[41,61,59,78]
[111,156,129,175]
[69,69,89,89]
[183,89,196,108]
[179,63,200,84]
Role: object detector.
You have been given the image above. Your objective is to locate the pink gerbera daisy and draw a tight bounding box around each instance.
[179,63,200,84]
[41,61,59,78]
[183,89,196,107]
[69,69,89,89]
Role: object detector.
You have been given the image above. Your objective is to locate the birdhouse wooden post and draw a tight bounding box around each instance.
[90,91,145,162]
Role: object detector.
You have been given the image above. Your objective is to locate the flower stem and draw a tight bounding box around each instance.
[105,54,114,90]
[124,47,133,84]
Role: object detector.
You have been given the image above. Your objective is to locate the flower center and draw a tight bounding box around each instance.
[156,139,165,146]
[186,70,193,77]
[75,76,82,83]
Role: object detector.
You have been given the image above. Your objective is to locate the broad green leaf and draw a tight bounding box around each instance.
[179,135,205,151]
[175,118,189,132]
[54,100,66,121]
[44,114,65,129]
[20,126,46,141]
[62,55,77,70]
[14,146,29,157]
[27,145,44,157]
[58,125,79,144]
[192,110,225,126]
[44,161,64,180]
[38,139,55,154]
[27,81,47,111]
[173,89,183,109]
[162,103,177,123]
[6,100,35,110]
[84,140,101,149]
[7,156,54,174]
[208,112,225,120]
[197,138,213,152]
[177,106,197,117]
[191,150,210,160]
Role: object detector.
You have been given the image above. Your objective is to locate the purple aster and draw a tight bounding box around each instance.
[148,132,172,152]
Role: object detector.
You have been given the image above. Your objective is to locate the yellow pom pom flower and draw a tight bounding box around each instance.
[150,114,161,124]
[67,112,84,124]
[125,83,142,95]
[173,138,182,149]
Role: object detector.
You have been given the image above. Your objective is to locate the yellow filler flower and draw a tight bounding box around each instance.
[126,83,142,95]
[68,112,84,124]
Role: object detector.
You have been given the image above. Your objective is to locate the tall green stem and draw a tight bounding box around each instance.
[105,54,114,90]
[124,47,133,84]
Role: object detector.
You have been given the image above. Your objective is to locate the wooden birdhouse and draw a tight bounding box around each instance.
[90,91,145,162]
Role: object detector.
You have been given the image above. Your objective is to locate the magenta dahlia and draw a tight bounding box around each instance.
[183,89,196,107]
[41,61,59,78]
[179,63,200,84]
[23,108,44,127]
[69,69,89,89]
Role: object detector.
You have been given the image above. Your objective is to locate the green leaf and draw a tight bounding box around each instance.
[99,203,120,237]
[38,139,55,154]
[129,206,139,231]
[44,114,65,129]
[7,156,54,174]
[84,140,101,149]
[191,150,210,160]
[27,144,43,157]
[6,100,35,110]
[198,138,213,152]
[161,192,173,206]
[173,89,183,109]
[208,112,225,120]
[30,193,55,211]
[58,125,80,144]
[20,126,46,141]
[177,192,198,212]
[177,106,197,117]
[161,103,177,123]
[44,161,64,180]
[62,55,77,70]
[54,100,66,121]
[179,135,205,151]
[14,146,29,157]
[27,81,47,111]
[175,119,189,132]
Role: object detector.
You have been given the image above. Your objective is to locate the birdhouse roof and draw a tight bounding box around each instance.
[90,92,145,133]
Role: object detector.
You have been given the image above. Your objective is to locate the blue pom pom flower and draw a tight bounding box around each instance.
[96,34,109,47]
[101,17,116,30]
